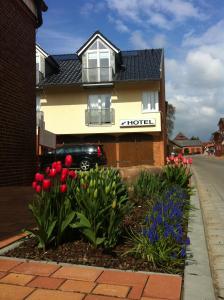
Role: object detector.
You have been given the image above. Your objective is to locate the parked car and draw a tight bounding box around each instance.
[38,144,107,171]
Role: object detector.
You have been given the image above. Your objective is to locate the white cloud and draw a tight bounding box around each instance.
[166,21,224,140]
[129,31,150,49]
[108,16,129,33]
[152,34,167,48]
[106,0,205,30]
[183,20,224,47]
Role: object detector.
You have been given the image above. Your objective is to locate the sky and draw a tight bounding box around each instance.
[37,0,224,141]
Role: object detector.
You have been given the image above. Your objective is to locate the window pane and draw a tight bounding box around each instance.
[142,92,149,110]
[150,92,156,110]
[89,41,97,50]
[98,40,107,49]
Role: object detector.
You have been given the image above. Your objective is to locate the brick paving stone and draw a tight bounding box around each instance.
[143,275,182,300]
[141,298,168,300]
[26,288,85,300]
[12,261,60,276]
[0,273,34,286]
[93,283,130,298]
[0,272,6,279]
[0,283,34,300]
[0,259,22,272]
[85,295,129,300]
[60,279,96,293]
[27,276,65,289]
[128,285,145,299]
[52,266,102,281]
[97,270,148,286]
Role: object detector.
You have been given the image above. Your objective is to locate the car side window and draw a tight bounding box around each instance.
[66,147,82,154]
[56,148,66,155]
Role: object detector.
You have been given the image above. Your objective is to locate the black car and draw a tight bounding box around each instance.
[39,144,107,171]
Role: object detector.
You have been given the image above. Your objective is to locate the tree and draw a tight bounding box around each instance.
[190,136,200,140]
[166,103,176,137]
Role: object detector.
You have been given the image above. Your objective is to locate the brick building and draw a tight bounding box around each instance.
[0,0,47,186]
[171,132,203,155]
[37,31,167,167]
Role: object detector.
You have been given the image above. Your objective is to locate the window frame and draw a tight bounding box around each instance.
[141,91,159,113]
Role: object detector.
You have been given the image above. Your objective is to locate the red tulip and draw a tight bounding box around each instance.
[188,158,193,164]
[62,168,69,176]
[60,184,67,193]
[68,170,77,179]
[45,167,50,174]
[169,155,174,161]
[42,179,51,190]
[52,161,57,169]
[35,173,44,182]
[49,168,57,177]
[32,181,37,189]
[178,153,183,159]
[35,185,42,193]
[55,163,62,173]
[182,158,188,164]
[60,174,67,182]
[65,155,72,167]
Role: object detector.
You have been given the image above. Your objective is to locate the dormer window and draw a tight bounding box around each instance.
[82,38,112,83]
[77,32,120,85]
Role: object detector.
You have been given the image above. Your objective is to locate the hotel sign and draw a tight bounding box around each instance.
[120,118,156,127]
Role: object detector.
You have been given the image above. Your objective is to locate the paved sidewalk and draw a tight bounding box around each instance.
[192,157,224,299]
[0,258,182,300]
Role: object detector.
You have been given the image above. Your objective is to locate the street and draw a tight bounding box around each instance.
[192,155,224,299]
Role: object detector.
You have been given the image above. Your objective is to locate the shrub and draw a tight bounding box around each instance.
[127,185,192,272]
[133,171,165,201]
[71,166,131,249]
[28,158,77,250]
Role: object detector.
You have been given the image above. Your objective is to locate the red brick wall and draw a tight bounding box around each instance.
[0,0,36,186]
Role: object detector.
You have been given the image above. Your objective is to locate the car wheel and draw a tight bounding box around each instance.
[80,159,90,171]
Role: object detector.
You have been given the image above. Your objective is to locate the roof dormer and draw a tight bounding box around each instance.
[77,31,120,86]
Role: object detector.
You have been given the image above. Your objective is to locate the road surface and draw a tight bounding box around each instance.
[192,155,224,299]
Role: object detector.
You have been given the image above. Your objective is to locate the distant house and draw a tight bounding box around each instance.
[212,118,224,156]
[0,0,47,186]
[171,132,203,155]
[36,31,167,167]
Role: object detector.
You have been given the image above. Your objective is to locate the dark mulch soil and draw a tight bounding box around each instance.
[4,198,183,274]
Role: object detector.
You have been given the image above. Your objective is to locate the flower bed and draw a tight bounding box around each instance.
[3,154,193,275]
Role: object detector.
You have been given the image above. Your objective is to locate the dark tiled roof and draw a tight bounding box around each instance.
[173,139,203,147]
[40,49,163,87]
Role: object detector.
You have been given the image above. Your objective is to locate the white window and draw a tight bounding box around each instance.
[86,39,111,82]
[142,91,159,112]
[88,94,111,124]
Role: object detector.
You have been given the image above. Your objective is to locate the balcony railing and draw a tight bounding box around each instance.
[36,111,44,128]
[82,67,114,83]
[36,70,44,85]
[85,108,115,125]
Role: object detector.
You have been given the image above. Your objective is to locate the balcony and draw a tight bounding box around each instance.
[82,67,114,85]
[36,111,44,128]
[85,108,115,126]
[36,70,44,85]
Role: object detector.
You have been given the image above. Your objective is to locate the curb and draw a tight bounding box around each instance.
[182,175,216,300]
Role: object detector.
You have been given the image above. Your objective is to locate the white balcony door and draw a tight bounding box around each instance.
[86,39,110,82]
[88,95,111,123]
[88,52,97,82]
[100,51,110,81]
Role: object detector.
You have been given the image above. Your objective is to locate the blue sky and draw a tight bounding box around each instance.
[37,0,224,140]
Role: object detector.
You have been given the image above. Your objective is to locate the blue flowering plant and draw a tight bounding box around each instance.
[127,186,192,272]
